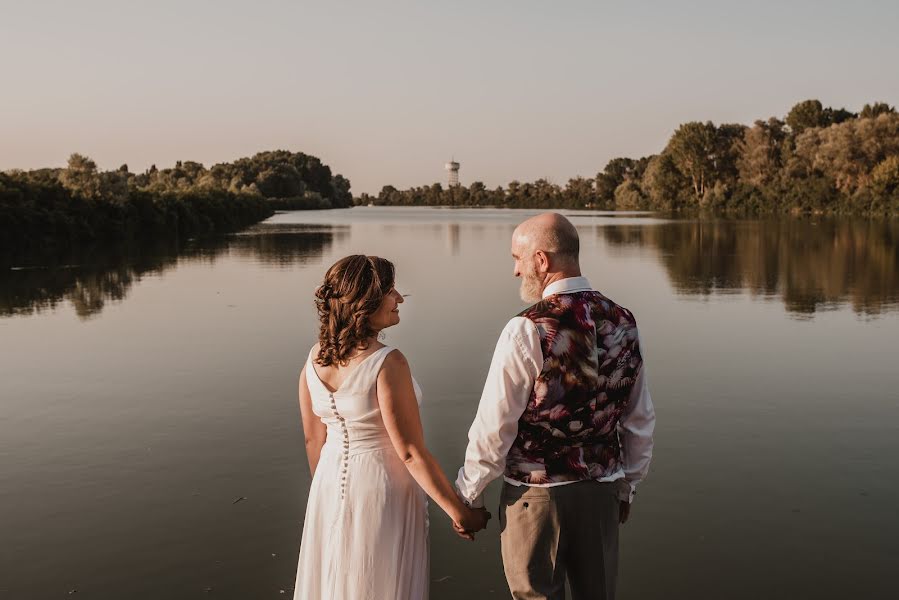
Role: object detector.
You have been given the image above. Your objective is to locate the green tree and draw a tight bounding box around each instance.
[871,155,899,198]
[596,158,637,206]
[468,181,489,205]
[613,180,646,210]
[378,185,399,205]
[786,99,856,134]
[60,153,102,199]
[786,99,829,134]
[331,174,352,207]
[354,99,898,215]
[793,113,899,194]
[714,123,748,185]
[736,118,787,187]
[827,107,856,125]
[666,122,746,205]
[99,170,130,204]
[666,121,719,203]
[860,102,896,119]
[563,176,595,208]
[257,164,305,198]
[643,153,688,210]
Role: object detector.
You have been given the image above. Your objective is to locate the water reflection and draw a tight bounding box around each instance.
[228,224,349,266]
[2,210,898,600]
[2,215,897,320]
[601,219,899,316]
[446,223,460,256]
[0,224,345,319]
[0,240,180,319]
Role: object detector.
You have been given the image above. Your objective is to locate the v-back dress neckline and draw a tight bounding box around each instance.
[308,345,392,394]
[295,342,428,600]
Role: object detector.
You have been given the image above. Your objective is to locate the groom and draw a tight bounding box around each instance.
[455,213,655,600]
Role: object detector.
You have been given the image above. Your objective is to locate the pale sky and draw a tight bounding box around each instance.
[2,0,898,194]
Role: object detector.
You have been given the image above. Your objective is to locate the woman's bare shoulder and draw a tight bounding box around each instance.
[380,347,410,375]
[304,343,320,364]
[383,346,407,363]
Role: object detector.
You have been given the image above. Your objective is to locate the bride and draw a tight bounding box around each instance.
[293,254,490,600]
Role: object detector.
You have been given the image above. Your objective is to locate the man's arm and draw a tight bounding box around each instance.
[455,317,542,508]
[617,364,656,511]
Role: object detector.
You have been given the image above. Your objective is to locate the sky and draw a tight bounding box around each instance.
[2,0,898,194]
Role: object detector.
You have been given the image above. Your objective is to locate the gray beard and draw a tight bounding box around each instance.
[519,277,543,303]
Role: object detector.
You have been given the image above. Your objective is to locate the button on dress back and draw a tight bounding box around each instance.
[295,344,428,599]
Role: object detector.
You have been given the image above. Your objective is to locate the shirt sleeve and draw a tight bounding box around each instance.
[455,316,542,508]
[616,363,656,503]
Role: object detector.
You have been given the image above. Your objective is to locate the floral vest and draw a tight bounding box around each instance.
[504,290,643,485]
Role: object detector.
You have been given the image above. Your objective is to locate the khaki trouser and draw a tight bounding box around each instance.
[499,480,620,600]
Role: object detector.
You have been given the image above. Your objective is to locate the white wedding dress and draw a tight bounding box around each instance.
[294,345,430,600]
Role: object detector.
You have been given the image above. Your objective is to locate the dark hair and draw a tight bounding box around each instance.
[314,255,396,367]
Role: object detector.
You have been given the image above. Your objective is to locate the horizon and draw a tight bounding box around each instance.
[2,0,898,194]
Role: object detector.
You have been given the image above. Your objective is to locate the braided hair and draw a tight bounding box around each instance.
[314,255,396,367]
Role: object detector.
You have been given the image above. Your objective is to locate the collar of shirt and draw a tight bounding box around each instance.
[542,276,593,299]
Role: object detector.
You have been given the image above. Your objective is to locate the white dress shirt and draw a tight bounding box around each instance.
[455,276,656,507]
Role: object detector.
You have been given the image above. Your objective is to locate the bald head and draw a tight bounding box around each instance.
[512,212,580,268]
[511,213,581,301]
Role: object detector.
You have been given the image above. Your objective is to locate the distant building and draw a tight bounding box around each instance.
[445,160,460,187]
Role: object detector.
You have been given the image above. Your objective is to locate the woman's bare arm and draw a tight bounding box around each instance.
[377,350,489,535]
[298,366,327,476]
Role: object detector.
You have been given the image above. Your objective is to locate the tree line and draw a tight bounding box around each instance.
[0,150,353,253]
[358,100,899,214]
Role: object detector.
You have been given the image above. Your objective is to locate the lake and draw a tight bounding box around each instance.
[1,207,897,599]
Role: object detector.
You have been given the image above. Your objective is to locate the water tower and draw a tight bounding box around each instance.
[445,159,460,187]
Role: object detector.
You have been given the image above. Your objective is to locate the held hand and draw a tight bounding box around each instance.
[619,500,631,524]
[453,506,491,540]
[452,520,475,541]
[463,506,492,532]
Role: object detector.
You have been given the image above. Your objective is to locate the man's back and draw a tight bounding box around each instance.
[455,212,655,600]
[507,290,644,486]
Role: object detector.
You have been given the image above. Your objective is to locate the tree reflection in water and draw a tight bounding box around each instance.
[0,224,347,320]
[3,217,896,321]
[601,219,899,316]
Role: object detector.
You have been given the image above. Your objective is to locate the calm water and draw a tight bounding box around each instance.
[1,208,898,599]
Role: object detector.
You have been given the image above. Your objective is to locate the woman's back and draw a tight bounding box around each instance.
[307,344,420,416]
[296,254,487,599]
[295,344,429,600]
